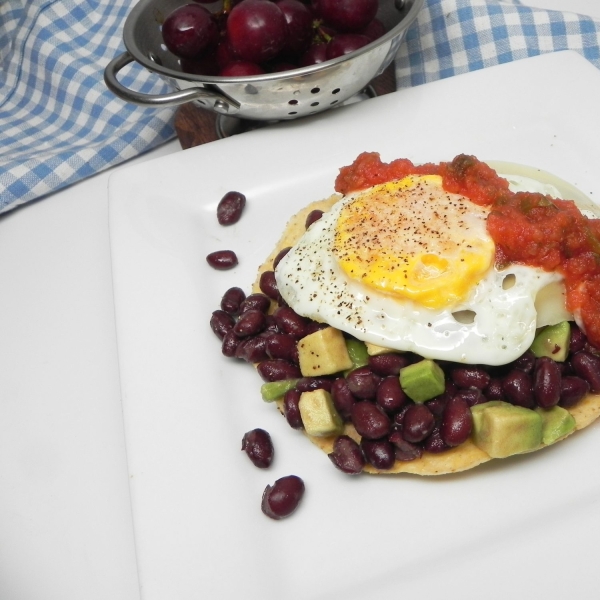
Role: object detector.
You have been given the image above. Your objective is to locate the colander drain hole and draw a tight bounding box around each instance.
[287,87,342,107]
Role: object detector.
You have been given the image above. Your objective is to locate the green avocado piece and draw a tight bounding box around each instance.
[471,401,543,458]
[470,400,505,433]
[345,338,370,370]
[260,379,300,402]
[535,406,576,445]
[399,359,445,403]
[530,321,571,362]
[298,389,344,437]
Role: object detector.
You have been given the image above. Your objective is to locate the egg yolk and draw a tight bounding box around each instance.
[333,175,495,310]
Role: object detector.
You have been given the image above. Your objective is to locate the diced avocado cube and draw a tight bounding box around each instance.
[298,389,344,437]
[470,400,505,433]
[261,379,300,402]
[297,327,353,376]
[399,359,445,403]
[365,342,396,356]
[345,338,369,370]
[535,405,576,445]
[530,321,570,362]
[471,400,506,429]
[471,401,543,458]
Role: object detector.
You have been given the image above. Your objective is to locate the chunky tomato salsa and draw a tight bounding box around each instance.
[335,153,600,347]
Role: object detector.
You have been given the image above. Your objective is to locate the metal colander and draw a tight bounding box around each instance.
[104,0,423,121]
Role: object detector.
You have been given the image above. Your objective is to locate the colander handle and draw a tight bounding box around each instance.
[104,51,240,114]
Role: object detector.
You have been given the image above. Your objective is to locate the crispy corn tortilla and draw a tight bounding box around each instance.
[253,195,600,475]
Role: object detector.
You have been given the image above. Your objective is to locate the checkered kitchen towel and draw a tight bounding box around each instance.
[0,0,176,212]
[395,0,600,87]
[1,0,599,212]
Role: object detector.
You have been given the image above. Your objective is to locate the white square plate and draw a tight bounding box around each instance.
[109,51,600,600]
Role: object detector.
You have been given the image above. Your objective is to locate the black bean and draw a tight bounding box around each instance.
[376,376,407,414]
[330,378,357,421]
[425,396,448,419]
[242,428,274,468]
[220,286,246,315]
[263,314,280,334]
[350,401,391,440]
[559,360,574,377]
[221,329,241,357]
[217,191,246,225]
[422,425,449,453]
[559,376,590,408]
[283,389,303,429]
[533,356,561,408]
[295,377,333,393]
[388,430,422,461]
[451,366,490,390]
[513,350,536,373]
[440,395,473,447]
[392,404,411,430]
[425,382,457,417]
[259,270,280,301]
[273,306,309,338]
[261,475,305,520]
[368,353,409,376]
[273,246,292,269]
[328,435,365,474]
[484,377,505,401]
[502,369,535,408]
[455,388,486,407]
[571,351,600,393]
[305,209,323,229]
[402,404,435,443]
[360,438,395,470]
[240,293,271,314]
[257,359,302,382]
[346,367,380,400]
[206,250,238,270]
[233,309,267,337]
[266,333,298,362]
[569,324,587,354]
[210,309,235,340]
[235,336,269,363]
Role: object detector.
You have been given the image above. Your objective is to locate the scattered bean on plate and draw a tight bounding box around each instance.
[242,428,274,468]
[217,191,246,225]
[206,249,238,270]
[261,475,305,520]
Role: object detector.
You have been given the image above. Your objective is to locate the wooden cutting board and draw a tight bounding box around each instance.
[174,65,396,149]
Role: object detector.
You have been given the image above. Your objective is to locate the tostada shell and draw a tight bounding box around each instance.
[253,194,600,475]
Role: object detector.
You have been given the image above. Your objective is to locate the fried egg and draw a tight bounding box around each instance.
[275,171,573,366]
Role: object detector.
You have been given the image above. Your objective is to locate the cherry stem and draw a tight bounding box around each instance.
[315,23,333,43]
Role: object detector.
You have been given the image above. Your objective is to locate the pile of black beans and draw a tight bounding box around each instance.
[210,214,600,474]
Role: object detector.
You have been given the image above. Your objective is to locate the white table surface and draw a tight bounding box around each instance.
[1,1,599,598]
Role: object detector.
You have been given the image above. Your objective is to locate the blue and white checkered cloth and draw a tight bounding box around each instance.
[0,0,176,211]
[0,0,599,212]
[396,0,600,87]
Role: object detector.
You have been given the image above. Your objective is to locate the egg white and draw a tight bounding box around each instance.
[275,167,579,366]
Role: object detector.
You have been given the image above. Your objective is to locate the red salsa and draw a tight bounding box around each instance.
[334,152,600,347]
